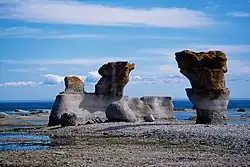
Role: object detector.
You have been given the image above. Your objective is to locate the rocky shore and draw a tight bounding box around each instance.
[0,121,249,167]
[1,52,249,167]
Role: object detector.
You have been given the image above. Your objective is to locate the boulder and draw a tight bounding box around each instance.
[95,61,135,99]
[175,50,230,124]
[144,114,155,122]
[237,108,246,112]
[105,100,137,122]
[60,112,77,127]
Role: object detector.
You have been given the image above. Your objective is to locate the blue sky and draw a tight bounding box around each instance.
[0,0,250,100]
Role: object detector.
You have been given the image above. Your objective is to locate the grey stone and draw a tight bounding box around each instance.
[144,114,155,122]
[186,88,229,125]
[105,100,137,122]
[60,112,77,127]
[85,120,95,125]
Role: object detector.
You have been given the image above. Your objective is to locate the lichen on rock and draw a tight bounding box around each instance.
[64,76,84,94]
[175,50,227,91]
[175,50,230,124]
[95,61,135,98]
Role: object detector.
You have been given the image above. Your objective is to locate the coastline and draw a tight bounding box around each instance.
[0,121,249,167]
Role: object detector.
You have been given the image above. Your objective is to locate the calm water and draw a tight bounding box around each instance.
[0,99,250,113]
[0,100,249,124]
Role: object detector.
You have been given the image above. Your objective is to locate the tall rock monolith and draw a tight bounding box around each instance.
[175,50,230,124]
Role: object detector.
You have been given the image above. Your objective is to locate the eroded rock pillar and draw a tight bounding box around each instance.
[175,50,230,124]
[94,61,135,99]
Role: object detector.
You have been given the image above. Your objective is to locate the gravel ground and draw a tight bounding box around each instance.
[0,121,250,167]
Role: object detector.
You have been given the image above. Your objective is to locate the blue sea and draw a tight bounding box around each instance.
[0,99,249,124]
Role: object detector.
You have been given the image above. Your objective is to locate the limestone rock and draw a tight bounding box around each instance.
[175,50,230,124]
[64,76,84,94]
[48,93,85,126]
[140,96,174,119]
[95,61,135,99]
[105,100,137,122]
[125,96,174,121]
[60,112,77,127]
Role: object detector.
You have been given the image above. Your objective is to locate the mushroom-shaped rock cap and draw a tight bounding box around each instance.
[175,50,228,73]
[64,76,84,94]
[95,61,135,98]
[175,50,228,91]
[98,61,135,78]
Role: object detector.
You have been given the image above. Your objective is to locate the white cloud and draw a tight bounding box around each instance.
[1,56,147,65]
[141,44,250,58]
[0,0,216,28]
[85,71,101,83]
[42,74,86,85]
[0,81,36,87]
[0,26,107,39]
[130,75,185,85]
[131,76,141,81]
[0,26,195,40]
[157,64,181,76]
[8,67,48,73]
[43,74,64,85]
[228,12,250,17]
[187,44,250,54]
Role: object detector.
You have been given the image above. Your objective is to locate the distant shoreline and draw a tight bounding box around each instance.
[1,98,250,102]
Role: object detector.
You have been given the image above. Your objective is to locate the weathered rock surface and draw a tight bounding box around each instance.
[125,96,174,120]
[175,50,230,124]
[95,61,135,99]
[64,76,84,94]
[48,61,174,126]
[60,112,77,127]
[105,100,137,122]
[48,93,86,126]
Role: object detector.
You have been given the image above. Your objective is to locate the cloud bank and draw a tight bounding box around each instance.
[0,0,216,28]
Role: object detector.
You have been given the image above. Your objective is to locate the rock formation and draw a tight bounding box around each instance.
[175,50,230,124]
[64,76,84,94]
[48,61,175,126]
[95,61,135,99]
[48,76,85,126]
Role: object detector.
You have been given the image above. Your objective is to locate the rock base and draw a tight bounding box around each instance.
[186,88,230,125]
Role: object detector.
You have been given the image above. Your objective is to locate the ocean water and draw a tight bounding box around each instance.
[0,99,249,124]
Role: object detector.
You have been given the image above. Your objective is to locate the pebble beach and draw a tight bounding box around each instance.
[1,120,249,167]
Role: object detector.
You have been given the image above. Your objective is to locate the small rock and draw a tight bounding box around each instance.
[237,108,246,112]
[185,115,197,121]
[85,120,95,125]
[144,114,155,122]
[60,112,77,127]
[94,117,103,123]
